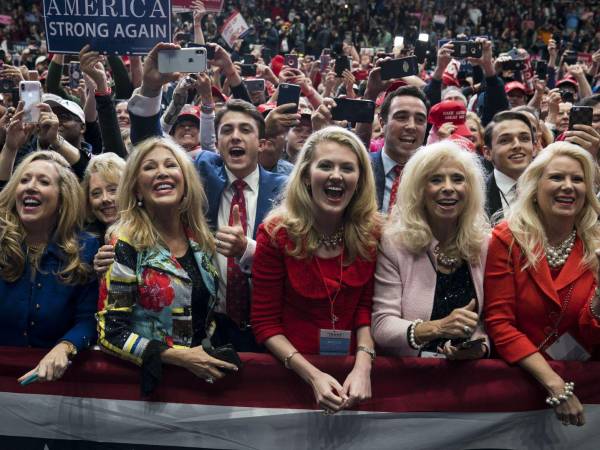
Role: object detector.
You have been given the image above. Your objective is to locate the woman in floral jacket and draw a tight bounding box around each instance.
[97,138,238,394]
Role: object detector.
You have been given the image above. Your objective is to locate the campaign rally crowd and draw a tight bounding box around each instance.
[0,0,600,440]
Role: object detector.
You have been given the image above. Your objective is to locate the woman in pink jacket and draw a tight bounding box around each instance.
[372,142,490,359]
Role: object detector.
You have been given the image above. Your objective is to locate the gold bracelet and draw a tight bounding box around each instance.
[284,350,299,369]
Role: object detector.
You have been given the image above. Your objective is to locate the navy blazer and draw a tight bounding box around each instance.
[0,233,99,350]
[485,172,503,223]
[195,151,287,238]
[369,150,386,212]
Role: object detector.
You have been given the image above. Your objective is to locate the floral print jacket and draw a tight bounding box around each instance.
[97,233,218,366]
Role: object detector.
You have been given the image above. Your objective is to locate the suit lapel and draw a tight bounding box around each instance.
[486,174,503,221]
[554,237,587,291]
[370,151,385,211]
[207,163,228,232]
[255,168,278,239]
[527,253,562,307]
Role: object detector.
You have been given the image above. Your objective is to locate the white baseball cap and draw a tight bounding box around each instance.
[42,93,85,123]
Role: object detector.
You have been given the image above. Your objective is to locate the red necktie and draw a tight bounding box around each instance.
[388,164,404,212]
[226,179,250,327]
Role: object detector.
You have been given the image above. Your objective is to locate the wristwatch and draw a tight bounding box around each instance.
[357,346,376,361]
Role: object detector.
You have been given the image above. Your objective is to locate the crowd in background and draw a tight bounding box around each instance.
[0,0,600,438]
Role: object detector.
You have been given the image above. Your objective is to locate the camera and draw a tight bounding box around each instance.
[0,78,15,93]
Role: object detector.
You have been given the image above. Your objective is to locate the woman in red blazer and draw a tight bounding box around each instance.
[484,142,600,427]
[251,126,381,414]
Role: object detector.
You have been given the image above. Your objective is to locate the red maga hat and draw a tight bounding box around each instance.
[428,100,472,138]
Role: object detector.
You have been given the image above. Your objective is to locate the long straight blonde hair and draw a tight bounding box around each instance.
[506,142,600,273]
[110,137,215,253]
[387,141,490,263]
[0,151,91,284]
[265,126,381,263]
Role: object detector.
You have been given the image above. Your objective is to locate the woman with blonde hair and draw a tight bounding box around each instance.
[97,137,238,394]
[81,152,126,244]
[251,126,381,414]
[372,142,491,359]
[0,150,98,383]
[485,142,600,427]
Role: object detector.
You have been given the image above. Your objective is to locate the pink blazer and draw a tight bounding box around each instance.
[372,232,489,356]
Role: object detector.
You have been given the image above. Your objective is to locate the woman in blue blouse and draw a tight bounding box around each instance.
[0,151,98,382]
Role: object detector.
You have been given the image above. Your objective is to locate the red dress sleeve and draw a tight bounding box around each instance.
[353,263,374,330]
[250,224,287,344]
[484,224,539,364]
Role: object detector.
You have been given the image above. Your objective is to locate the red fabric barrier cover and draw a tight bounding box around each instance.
[1,347,599,412]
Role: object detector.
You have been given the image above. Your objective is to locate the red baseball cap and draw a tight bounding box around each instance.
[556,76,578,88]
[442,72,460,87]
[211,86,229,103]
[504,81,527,94]
[170,105,200,134]
[376,80,408,107]
[428,100,472,138]
[257,102,277,116]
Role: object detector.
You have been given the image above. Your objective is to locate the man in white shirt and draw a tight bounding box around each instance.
[483,111,536,222]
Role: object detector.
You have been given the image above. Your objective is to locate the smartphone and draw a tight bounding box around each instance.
[276,83,301,112]
[380,56,418,80]
[322,48,331,56]
[535,60,548,80]
[334,55,350,77]
[157,48,207,73]
[69,62,81,89]
[502,59,526,71]
[568,106,593,130]
[458,337,486,350]
[244,78,265,93]
[563,50,577,65]
[331,98,375,123]
[320,54,331,72]
[451,40,482,58]
[187,43,215,60]
[285,54,299,69]
[240,64,257,77]
[20,80,42,123]
[242,53,256,64]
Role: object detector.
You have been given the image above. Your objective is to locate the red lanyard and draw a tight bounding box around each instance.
[315,248,344,330]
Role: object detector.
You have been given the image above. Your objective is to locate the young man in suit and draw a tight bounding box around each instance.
[483,111,536,222]
[369,85,429,212]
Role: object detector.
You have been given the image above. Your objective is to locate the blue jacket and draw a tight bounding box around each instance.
[369,150,386,212]
[195,151,287,239]
[0,233,99,350]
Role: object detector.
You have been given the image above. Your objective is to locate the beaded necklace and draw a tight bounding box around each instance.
[544,230,576,268]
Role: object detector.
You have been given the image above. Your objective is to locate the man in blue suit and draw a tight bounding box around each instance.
[127,43,287,352]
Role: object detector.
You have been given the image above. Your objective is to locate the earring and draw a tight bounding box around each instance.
[137,198,143,207]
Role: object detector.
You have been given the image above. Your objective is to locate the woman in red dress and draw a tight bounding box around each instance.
[484,142,600,427]
[251,126,381,414]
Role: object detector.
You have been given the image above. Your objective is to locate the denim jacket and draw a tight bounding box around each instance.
[0,233,99,350]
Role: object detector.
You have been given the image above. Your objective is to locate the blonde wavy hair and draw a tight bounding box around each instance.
[110,137,215,253]
[506,142,600,273]
[0,151,91,284]
[387,141,490,263]
[81,152,125,223]
[265,126,381,263]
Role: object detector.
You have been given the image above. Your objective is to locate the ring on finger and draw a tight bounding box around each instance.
[205,377,214,384]
[463,325,472,335]
[215,239,221,247]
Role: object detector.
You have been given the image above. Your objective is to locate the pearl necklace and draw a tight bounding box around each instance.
[544,230,576,268]
[434,245,460,269]
[316,227,344,249]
